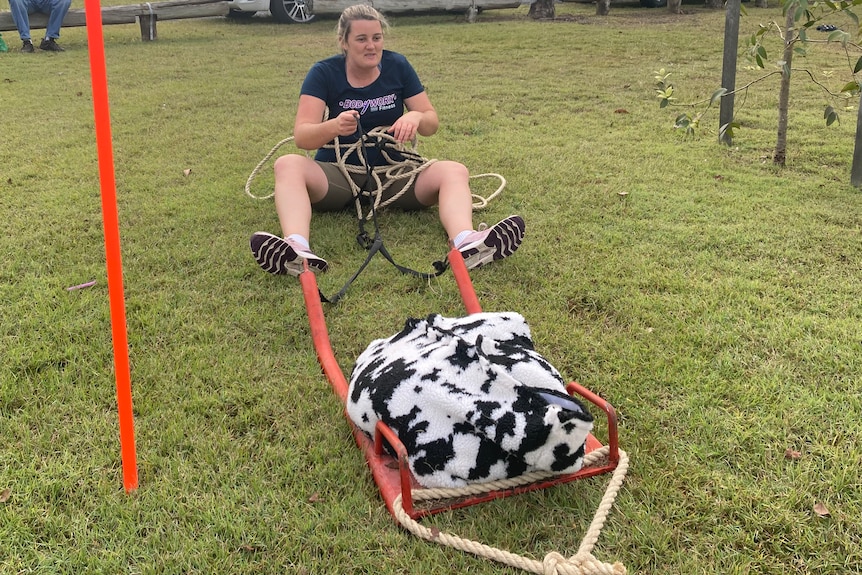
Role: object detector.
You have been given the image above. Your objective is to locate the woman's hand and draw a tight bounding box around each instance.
[336,111,361,137]
[388,111,423,143]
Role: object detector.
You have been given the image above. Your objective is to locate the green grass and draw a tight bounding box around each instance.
[2,2,861,574]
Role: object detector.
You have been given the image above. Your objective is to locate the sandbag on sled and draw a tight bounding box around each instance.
[347,312,594,488]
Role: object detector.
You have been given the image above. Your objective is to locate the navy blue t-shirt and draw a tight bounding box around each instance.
[300,50,425,166]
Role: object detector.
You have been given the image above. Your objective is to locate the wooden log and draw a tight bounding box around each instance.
[305,1,521,14]
[0,0,228,34]
[0,0,520,34]
[132,2,228,21]
[0,11,136,29]
[140,14,157,41]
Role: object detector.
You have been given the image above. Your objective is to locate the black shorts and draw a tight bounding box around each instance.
[312,161,426,212]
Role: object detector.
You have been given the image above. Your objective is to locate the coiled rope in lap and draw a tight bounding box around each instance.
[393,446,630,575]
[244,132,506,212]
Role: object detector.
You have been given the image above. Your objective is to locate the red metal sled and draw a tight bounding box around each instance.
[299,248,620,520]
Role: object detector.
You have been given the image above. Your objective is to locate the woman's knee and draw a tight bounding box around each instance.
[417,160,469,193]
[273,153,307,177]
[435,160,470,182]
[275,155,329,202]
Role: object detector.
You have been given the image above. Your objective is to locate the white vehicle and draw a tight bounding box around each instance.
[225,0,521,24]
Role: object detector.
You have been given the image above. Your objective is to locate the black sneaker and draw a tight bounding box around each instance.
[456,215,525,270]
[39,38,64,52]
[21,40,34,53]
[250,232,328,276]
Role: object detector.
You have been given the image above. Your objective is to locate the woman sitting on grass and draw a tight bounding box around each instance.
[250,3,524,276]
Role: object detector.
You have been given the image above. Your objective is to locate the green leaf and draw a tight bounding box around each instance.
[653,68,671,84]
[827,30,848,44]
[841,80,860,94]
[854,56,862,74]
[674,114,692,132]
[656,87,674,102]
[719,121,740,141]
[824,105,839,126]
[709,88,728,105]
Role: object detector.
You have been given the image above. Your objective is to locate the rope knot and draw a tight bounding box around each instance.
[542,552,627,575]
[391,449,629,575]
[542,551,567,575]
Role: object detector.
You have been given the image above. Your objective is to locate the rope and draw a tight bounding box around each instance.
[393,446,630,575]
[328,126,436,221]
[241,118,506,298]
[244,136,296,200]
[244,133,506,211]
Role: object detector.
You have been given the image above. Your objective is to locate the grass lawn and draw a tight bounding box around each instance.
[1,1,860,573]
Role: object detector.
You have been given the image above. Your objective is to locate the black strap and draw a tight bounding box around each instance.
[318,120,449,304]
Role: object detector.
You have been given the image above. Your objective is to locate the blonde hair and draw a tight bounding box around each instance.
[337,4,389,52]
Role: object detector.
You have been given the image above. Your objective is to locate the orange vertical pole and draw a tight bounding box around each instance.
[84,0,138,492]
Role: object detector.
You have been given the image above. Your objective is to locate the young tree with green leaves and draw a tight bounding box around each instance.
[656,0,862,170]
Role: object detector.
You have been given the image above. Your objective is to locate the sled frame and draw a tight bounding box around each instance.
[299,248,620,520]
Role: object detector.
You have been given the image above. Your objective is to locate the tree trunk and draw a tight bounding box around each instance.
[596,0,610,16]
[850,91,862,186]
[528,0,555,19]
[774,4,796,166]
[667,0,682,14]
[719,0,741,145]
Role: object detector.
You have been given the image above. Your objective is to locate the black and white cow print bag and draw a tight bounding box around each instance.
[347,312,594,488]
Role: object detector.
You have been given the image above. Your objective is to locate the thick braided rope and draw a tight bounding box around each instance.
[244,133,506,210]
[244,136,297,200]
[411,446,610,501]
[324,126,436,221]
[392,447,629,575]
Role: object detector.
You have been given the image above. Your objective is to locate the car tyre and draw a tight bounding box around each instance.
[270,0,315,23]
